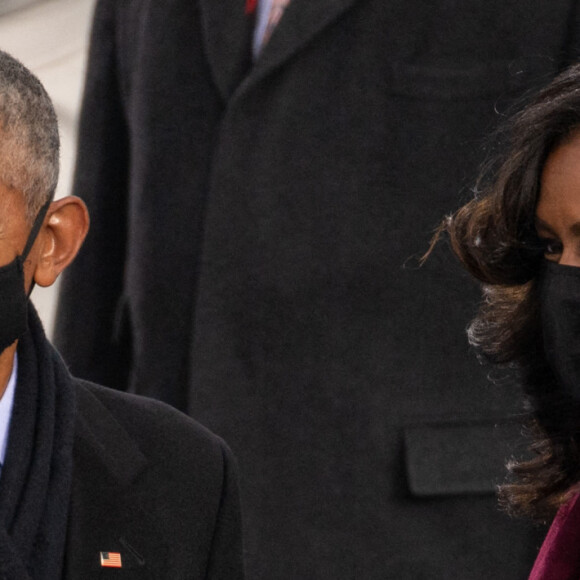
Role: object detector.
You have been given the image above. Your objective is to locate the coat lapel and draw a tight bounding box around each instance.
[63,386,167,579]
[198,0,255,102]
[245,0,360,89]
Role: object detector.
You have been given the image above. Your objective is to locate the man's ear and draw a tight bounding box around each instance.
[33,196,90,288]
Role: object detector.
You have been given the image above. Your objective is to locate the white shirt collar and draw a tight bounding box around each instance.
[253,0,274,58]
[0,353,17,466]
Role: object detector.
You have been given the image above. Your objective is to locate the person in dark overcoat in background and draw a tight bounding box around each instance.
[54,0,580,577]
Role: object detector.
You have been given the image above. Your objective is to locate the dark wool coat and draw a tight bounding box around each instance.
[65,379,243,579]
[55,0,580,577]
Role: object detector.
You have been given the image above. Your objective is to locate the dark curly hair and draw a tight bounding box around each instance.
[437,64,580,521]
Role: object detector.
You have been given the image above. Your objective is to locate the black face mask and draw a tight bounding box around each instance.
[540,260,580,400]
[0,201,50,353]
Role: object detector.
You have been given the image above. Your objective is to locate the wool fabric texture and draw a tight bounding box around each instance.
[0,305,75,579]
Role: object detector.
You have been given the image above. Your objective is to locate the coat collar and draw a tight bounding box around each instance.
[63,384,166,579]
[245,0,359,88]
[199,0,360,101]
[198,0,255,102]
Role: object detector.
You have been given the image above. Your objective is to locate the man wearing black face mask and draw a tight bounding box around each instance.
[0,50,244,580]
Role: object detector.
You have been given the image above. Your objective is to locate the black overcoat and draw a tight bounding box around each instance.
[55,0,580,577]
[65,379,243,580]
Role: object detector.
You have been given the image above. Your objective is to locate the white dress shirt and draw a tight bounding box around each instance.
[0,354,17,468]
[253,0,274,58]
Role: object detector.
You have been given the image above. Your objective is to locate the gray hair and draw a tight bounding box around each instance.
[0,49,59,220]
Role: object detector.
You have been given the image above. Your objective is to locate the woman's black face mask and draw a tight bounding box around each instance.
[0,201,50,353]
[540,260,580,400]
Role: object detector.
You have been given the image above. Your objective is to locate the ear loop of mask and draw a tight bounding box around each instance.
[23,200,51,297]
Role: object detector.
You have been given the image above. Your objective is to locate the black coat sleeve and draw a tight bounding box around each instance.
[54,0,131,390]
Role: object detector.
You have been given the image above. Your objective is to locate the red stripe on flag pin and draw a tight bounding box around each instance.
[245,0,257,14]
[100,552,122,568]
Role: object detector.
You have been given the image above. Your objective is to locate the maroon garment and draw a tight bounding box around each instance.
[529,493,580,579]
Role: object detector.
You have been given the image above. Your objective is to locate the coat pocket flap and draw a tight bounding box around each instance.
[405,422,525,497]
[389,61,536,100]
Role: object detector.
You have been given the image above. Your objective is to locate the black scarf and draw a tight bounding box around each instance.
[0,304,76,579]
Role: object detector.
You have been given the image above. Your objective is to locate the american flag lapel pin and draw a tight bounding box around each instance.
[100,552,122,568]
